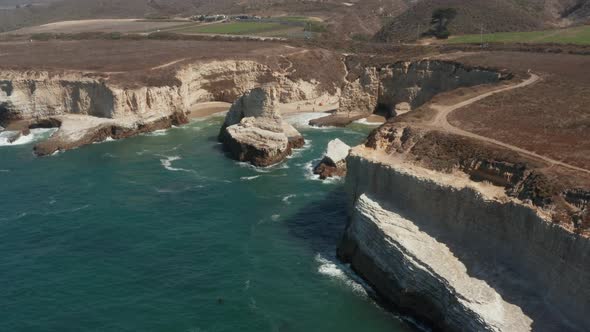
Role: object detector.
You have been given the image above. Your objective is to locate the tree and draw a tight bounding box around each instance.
[424,8,457,39]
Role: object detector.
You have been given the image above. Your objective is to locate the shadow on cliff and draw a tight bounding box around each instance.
[376,197,583,332]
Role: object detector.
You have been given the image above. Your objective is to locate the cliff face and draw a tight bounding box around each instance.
[339,147,590,331]
[339,60,506,117]
[0,59,335,123]
[0,57,339,155]
[0,74,117,121]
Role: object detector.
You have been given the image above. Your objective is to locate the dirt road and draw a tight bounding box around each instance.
[430,73,590,174]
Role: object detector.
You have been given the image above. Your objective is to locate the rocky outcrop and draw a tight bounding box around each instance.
[33,111,188,156]
[339,60,506,118]
[218,85,304,167]
[339,146,590,331]
[314,139,350,179]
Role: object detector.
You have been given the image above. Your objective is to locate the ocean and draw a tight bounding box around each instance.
[0,114,412,332]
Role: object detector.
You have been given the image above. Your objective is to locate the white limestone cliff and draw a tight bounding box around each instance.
[338,146,590,331]
[0,58,335,155]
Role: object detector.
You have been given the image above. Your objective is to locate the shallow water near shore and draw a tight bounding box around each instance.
[0,115,412,332]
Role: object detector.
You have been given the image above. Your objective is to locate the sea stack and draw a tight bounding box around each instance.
[218,85,304,167]
[314,139,350,179]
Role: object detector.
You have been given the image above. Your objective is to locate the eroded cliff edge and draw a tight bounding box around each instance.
[0,46,344,155]
[338,129,590,331]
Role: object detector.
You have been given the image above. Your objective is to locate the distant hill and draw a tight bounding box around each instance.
[374,0,590,42]
[563,0,590,23]
[0,0,153,32]
[0,0,411,38]
[2,0,587,39]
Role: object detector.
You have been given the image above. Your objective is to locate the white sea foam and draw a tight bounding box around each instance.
[0,128,57,147]
[0,169,10,172]
[303,160,321,181]
[303,159,343,184]
[283,112,332,129]
[315,253,369,297]
[354,118,383,126]
[160,156,193,173]
[237,162,272,173]
[271,214,281,221]
[94,136,116,144]
[288,139,312,159]
[282,194,296,204]
[237,160,289,173]
[240,175,261,181]
[155,188,178,193]
[146,129,169,136]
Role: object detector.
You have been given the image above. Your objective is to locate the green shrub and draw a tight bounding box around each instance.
[351,33,370,41]
[306,22,327,33]
[109,32,122,40]
[30,33,54,41]
[423,7,457,39]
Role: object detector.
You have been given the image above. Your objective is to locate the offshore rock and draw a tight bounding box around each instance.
[219,85,304,166]
[33,111,188,156]
[314,139,350,179]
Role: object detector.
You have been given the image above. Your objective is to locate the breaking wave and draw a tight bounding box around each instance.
[145,129,169,137]
[0,128,57,147]
[354,118,383,126]
[315,254,369,297]
[284,112,331,129]
[302,160,342,184]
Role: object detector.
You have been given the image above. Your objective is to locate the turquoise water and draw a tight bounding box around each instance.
[0,115,412,332]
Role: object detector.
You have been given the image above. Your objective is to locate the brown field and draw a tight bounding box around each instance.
[0,38,346,93]
[450,51,590,170]
[0,39,313,87]
[0,39,291,71]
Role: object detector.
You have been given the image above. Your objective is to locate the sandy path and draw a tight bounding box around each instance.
[429,74,590,174]
[150,58,188,71]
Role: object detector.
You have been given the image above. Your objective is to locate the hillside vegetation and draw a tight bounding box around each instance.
[447,24,590,45]
[374,0,590,42]
[1,0,589,40]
